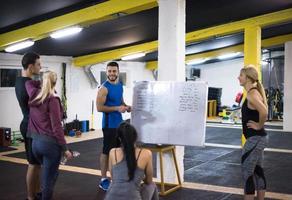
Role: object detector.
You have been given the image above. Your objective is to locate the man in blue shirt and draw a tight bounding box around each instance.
[96,61,131,191]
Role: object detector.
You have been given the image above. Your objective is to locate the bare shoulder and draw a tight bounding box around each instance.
[110,147,122,153]
[141,148,152,158]
[98,86,108,95]
[249,88,260,96]
[97,86,108,102]
[109,147,119,155]
[248,89,262,101]
[109,148,115,156]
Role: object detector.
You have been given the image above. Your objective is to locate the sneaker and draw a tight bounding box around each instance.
[99,178,110,191]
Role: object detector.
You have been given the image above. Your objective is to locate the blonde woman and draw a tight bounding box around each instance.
[25,71,72,200]
[238,65,268,200]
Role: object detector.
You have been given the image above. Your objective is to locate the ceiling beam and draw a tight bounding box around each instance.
[73,8,292,67]
[74,41,158,67]
[186,8,292,44]
[145,33,292,70]
[262,33,292,48]
[0,0,158,49]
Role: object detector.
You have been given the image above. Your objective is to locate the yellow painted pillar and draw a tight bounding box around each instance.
[242,25,262,146]
[244,26,262,77]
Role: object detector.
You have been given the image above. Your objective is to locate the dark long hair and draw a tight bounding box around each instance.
[117,122,138,181]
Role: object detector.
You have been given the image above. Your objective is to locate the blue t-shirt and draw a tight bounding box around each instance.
[102,81,123,128]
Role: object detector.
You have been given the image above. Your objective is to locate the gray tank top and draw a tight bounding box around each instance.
[105,149,145,200]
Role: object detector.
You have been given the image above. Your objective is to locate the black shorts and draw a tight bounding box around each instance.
[102,128,120,155]
[20,121,40,165]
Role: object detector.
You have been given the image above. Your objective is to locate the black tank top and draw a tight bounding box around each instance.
[241,88,267,139]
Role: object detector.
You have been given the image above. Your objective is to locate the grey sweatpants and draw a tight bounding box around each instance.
[241,135,267,195]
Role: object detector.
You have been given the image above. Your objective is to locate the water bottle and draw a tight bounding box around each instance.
[60,150,80,165]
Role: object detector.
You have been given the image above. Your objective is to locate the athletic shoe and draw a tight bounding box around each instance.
[99,178,110,191]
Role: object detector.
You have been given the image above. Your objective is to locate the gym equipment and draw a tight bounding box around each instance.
[266,87,283,120]
[68,130,76,137]
[75,130,82,137]
[235,92,243,104]
[208,87,222,115]
[61,63,67,119]
[90,100,95,131]
[80,120,89,132]
[207,100,217,117]
[11,131,22,146]
[218,92,242,124]
[0,127,11,147]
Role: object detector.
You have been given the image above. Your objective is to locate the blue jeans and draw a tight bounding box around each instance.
[32,139,62,200]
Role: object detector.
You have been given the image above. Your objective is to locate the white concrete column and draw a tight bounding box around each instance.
[284,41,292,132]
[157,0,186,183]
[158,0,186,81]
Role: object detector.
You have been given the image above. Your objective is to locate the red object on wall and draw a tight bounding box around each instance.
[235,92,243,104]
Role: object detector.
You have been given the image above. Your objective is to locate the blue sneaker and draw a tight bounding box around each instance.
[99,178,110,191]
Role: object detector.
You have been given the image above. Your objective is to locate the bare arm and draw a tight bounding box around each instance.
[96,87,119,113]
[247,91,268,129]
[143,150,153,184]
[122,97,131,112]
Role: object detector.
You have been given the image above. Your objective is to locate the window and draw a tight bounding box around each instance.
[191,68,201,78]
[100,71,127,86]
[0,68,22,87]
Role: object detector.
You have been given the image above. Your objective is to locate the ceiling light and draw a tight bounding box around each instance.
[186,58,209,65]
[262,49,269,53]
[121,53,146,60]
[5,40,35,52]
[217,52,241,60]
[50,26,83,39]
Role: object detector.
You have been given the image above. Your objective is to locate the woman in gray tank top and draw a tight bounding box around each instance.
[105,122,159,200]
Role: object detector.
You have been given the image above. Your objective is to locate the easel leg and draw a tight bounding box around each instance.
[159,151,165,194]
[172,148,182,186]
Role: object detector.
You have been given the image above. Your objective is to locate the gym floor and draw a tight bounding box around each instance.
[1,124,292,200]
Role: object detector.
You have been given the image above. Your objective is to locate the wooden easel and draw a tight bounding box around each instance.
[142,144,182,196]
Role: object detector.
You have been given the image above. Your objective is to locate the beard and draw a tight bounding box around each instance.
[107,75,118,82]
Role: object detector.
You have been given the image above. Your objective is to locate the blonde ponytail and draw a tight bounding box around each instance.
[33,71,57,104]
[256,81,268,107]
